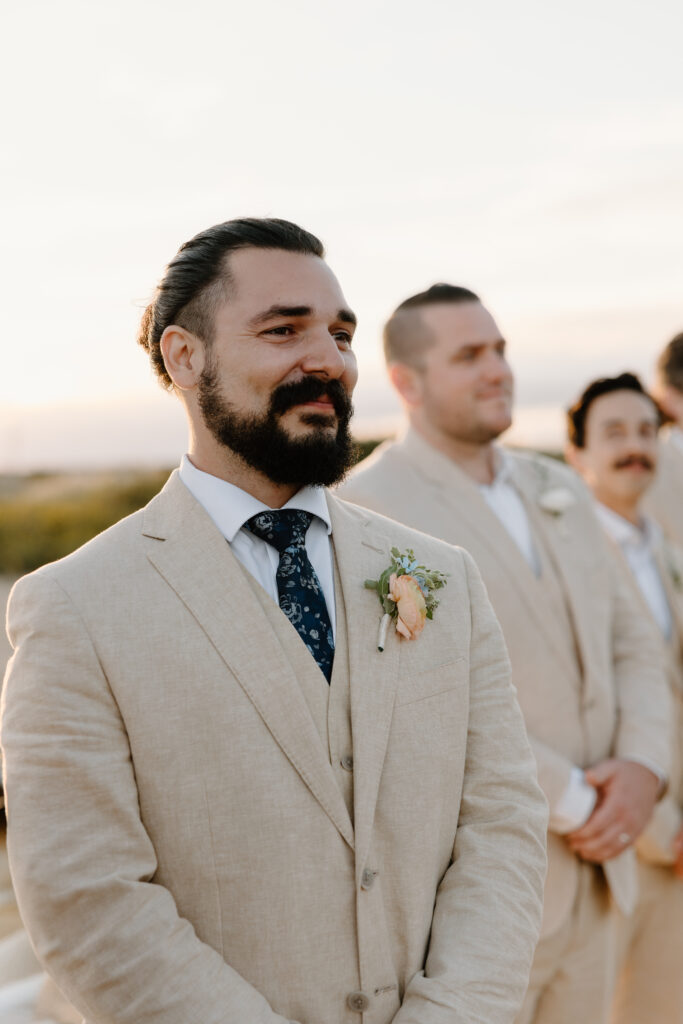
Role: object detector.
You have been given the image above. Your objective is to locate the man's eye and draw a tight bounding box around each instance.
[334,330,353,346]
[264,325,294,337]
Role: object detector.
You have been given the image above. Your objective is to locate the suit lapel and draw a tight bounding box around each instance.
[654,538,683,674]
[512,458,594,679]
[327,494,402,875]
[142,472,354,849]
[399,433,581,682]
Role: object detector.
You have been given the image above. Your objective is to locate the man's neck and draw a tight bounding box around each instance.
[410,420,499,485]
[594,491,642,529]
[187,447,299,508]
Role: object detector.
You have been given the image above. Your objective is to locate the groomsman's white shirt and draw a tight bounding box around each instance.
[671,426,683,453]
[595,503,673,642]
[179,455,336,636]
[478,450,596,832]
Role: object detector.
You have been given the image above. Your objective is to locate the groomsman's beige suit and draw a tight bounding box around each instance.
[1,223,547,1024]
[645,429,683,546]
[606,533,683,1024]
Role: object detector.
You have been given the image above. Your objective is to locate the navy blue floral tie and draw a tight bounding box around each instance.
[245,509,334,683]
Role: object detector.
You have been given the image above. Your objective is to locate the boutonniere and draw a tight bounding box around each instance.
[538,487,576,517]
[365,547,448,651]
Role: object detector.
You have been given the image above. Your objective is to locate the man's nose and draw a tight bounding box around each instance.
[482,348,511,382]
[300,329,348,379]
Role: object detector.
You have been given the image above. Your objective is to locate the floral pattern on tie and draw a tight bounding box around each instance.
[245,509,335,682]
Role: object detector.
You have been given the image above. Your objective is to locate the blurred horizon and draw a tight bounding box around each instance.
[3,0,683,472]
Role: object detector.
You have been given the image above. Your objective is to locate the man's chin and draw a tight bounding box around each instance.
[482,414,513,442]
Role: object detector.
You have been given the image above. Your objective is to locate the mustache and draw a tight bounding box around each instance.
[269,376,353,420]
[614,454,655,471]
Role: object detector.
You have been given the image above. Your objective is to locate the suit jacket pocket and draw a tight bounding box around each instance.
[395,657,467,707]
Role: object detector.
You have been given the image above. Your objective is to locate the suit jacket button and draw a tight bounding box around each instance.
[340,755,354,771]
[361,868,377,890]
[347,991,370,1012]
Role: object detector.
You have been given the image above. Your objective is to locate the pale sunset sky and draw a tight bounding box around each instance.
[2,0,683,470]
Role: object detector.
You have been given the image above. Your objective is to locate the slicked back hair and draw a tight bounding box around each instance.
[567,372,661,448]
[138,218,325,389]
[383,283,480,367]
[657,332,683,394]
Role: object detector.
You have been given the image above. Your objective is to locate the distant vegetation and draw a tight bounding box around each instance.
[0,439,384,575]
[0,469,172,574]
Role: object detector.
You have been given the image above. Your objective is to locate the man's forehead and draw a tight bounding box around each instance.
[422,301,502,344]
[590,390,660,426]
[227,246,347,309]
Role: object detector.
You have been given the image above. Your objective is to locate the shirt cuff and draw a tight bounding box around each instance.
[549,767,597,834]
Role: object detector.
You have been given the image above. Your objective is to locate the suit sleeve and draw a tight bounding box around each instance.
[393,552,548,1024]
[636,794,682,865]
[1,572,298,1024]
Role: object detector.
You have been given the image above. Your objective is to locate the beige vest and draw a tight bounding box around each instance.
[243,554,354,820]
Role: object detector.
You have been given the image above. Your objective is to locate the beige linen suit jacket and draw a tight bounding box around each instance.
[645,429,683,547]
[616,536,683,866]
[338,429,670,938]
[1,471,547,1024]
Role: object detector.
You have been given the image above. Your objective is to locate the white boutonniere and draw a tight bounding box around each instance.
[365,548,448,651]
[538,487,576,517]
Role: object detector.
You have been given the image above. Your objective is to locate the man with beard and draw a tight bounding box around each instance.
[646,332,683,544]
[1,221,547,1024]
[337,284,670,1024]
[566,372,683,1024]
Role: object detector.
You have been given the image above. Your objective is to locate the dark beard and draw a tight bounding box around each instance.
[198,368,358,487]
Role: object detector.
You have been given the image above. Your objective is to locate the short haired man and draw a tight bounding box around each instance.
[646,332,683,544]
[1,224,547,1024]
[338,284,670,1024]
[566,372,683,1024]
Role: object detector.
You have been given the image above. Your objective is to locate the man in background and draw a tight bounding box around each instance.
[646,332,683,544]
[566,371,683,1024]
[338,283,669,1024]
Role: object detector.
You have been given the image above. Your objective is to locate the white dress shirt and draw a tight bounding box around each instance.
[179,456,336,638]
[479,451,541,576]
[595,503,673,642]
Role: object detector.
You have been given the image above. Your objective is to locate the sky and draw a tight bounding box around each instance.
[2,0,683,470]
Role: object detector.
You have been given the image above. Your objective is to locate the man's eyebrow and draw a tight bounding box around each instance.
[248,305,313,327]
[248,305,357,328]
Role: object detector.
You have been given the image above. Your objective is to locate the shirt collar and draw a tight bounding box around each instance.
[481,446,513,489]
[594,501,661,552]
[179,455,332,543]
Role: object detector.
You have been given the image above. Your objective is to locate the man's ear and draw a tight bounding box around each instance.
[564,442,583,474]
[388,362,424,408]
[160,326,205,391]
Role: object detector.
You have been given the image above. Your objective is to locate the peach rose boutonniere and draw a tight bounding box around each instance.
[365,547,448,651]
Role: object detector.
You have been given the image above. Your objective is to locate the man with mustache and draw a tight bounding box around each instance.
[566,372,683,1024]
[338,284,670,1024]
[1,221,547,1024]
[646,332,683,545]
